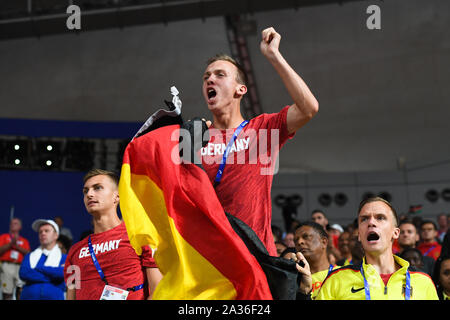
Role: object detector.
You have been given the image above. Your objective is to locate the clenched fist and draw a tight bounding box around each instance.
[260,27,282,61]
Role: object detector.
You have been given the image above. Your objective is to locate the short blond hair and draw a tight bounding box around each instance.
[83,169,119,187]
[206,54,248,86]
[358,197,399,227]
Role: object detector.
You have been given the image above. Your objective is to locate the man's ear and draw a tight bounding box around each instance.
[113,191,120,204]
[235,84,247,97]
[322,237,329,249]
[392,227,400,241]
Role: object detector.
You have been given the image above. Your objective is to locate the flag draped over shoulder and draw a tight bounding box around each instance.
[119,124,273,300]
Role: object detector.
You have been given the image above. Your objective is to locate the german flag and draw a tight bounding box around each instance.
[118,124,273,299]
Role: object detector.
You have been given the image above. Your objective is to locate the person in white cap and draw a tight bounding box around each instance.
[18,219,67,300]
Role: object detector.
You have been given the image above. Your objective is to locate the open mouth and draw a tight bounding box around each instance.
[207,88,217,99]
[367,232,380,242]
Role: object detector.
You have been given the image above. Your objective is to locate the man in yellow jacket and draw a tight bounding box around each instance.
[316,197,438,300]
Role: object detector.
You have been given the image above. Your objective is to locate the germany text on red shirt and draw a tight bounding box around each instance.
[201,106,294,256]
[63,222,156,300]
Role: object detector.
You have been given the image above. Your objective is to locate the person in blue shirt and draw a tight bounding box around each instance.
[19,219,67,300]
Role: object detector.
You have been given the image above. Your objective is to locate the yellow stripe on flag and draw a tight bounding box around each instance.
[119,163,237,300]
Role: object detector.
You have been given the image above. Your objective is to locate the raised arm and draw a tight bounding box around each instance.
[260,27,319,134]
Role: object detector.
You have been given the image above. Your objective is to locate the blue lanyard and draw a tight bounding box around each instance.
[214,120,248,186]
[88,236,143,292]
[88,236,108,285]
[327,264,334,277]
[360,263,411,300]
[404,269,411,300]
[423,245,436,257]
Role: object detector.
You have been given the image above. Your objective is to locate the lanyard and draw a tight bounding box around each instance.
[423,245,436,257]
[360,263,411,300]
[88,236,108,285]
[214,120,248,187]
[88,236,143,292]
[327,264,334,277]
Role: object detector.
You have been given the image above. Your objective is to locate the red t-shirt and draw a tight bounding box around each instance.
[0,233,30,264]
[201,106,294,256]
[417,241,442,261]
[64,222,157,300]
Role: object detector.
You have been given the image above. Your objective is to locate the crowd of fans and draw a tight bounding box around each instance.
[0,216,79,300]
[1,208,449,300]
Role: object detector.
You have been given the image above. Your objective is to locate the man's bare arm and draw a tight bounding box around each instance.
[66,287,76,300]
[145,267,163,300]
[260,27,319,134]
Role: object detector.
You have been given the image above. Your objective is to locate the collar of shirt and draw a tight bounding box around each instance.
[362,255,410,287]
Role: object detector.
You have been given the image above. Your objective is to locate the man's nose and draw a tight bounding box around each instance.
[368,216,377,226]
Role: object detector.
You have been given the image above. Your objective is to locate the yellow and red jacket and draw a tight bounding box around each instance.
[316,255,438,300]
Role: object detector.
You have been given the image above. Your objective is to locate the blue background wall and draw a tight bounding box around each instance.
[1,118,142,249]
[1,170,90,250]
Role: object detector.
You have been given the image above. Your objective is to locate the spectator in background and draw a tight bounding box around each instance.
[436,213,448,243]
[311,210,329,229]
[432,255,450,300]
[283,231,295,248]
[54,216,73,242]
[57,234,72,255]
[336,228,364,267]
[399,248,425,271]
[328,223,343,236]
[275,241,287,257]
[418,220,442,261]
[19,219,66,300]
[336,231,352,266]
[328,223,343,249]
[0,218,30,300]
[397,220,434,276]
[294,221,336,299]
[345,218,358,235]
[311,211,342,262]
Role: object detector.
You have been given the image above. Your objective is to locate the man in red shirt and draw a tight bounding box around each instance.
[0,218,30,300]
[200,27,319,256]
[417,220,442,261]
[64,169,162,300]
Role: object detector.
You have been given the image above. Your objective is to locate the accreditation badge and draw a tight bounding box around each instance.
[100,285,129,300]
[10,250,19,260]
